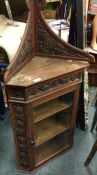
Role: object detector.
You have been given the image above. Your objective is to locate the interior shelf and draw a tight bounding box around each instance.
[35,131,71,166]
[34,111,71,146]
[33,98,72,123]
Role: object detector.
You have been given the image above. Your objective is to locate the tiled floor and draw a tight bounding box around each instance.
[0,87,97,175]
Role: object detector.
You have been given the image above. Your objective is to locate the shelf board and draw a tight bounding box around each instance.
[33,99,72,123]
[35,144,70,167]
[35,131,71,166]
[34,115,70,146]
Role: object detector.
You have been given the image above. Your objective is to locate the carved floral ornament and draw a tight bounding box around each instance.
[8,72,81,100]
[27,72,81,99]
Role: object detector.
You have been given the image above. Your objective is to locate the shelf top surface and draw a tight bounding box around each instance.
[7,56,88,87]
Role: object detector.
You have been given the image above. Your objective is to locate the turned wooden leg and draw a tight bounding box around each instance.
[90,108,97,132]
[84,139,97,166]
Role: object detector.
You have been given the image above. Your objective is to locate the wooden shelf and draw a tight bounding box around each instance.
[35,131,70,166]
[34,112,71,146]
[33,99,72,123]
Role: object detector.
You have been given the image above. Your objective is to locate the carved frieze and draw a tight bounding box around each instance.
[27,72,81,99]
[8,73,81,101]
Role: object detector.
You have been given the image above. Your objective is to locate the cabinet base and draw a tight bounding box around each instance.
[17,144,73,173]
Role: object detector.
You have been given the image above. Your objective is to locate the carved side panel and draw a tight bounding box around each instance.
[12,103,31,170]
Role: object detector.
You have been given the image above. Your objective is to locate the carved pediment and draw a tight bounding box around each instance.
[4,0,94,83]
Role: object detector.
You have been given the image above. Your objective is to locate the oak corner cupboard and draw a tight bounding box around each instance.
[5,0,93,173]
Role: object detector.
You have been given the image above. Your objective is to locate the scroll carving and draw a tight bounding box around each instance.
[8,73,81,101]
[27,72,81,99]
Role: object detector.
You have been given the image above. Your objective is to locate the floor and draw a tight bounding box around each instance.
[0,87,97,175]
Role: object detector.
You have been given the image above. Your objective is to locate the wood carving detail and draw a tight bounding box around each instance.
[27,72,81,99]
[10,19,33,74]
[13,104,30,170]
[36,18,86,59]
